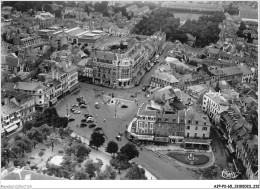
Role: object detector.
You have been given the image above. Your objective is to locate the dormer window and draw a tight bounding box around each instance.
[195,120,199,125]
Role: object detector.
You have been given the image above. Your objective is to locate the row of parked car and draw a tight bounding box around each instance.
[80,113,96,128]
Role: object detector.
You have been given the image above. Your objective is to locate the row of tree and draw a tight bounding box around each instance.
[179,12,225,47]
[132,8,226,47]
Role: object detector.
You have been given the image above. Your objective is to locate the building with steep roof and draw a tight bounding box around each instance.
[1,53,22,74]
[14,81,50,108]
[151,65,179,88]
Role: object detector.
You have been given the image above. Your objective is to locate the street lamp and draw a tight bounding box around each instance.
[49,133,55,152]
[66,103,69,117]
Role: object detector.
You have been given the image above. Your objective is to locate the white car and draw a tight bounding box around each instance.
[74,110,81,114]
[86,117,94,122]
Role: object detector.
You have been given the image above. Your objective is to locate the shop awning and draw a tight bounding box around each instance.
[154,137,169,142]
[169,136,184,139]
[184,138,212,144]
[5,124,18,133]
[50,97,58,104]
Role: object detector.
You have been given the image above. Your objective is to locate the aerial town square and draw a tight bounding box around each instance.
[1,0,258,183]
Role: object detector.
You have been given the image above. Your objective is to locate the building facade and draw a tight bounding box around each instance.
[202,91,230,124]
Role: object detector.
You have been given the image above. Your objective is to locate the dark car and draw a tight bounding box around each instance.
[135,81,140,86]
[116,135,121,141]
[142,85,149,91]
[84,113,91,117]
[86,120,94,123]
[80,104,87,108]
[79,101,86,105]
[68,118,75,122]
[94,127,103,132]
[80,123,87,128]
[130,94,137,98]
[81,119,86,122]
[121,105,128,108]
[89,123,97,128]
[77,96,83,102]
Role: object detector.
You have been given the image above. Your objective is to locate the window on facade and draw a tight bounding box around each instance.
[186,126,190,130]
[195,126,198,130]
[195,120,199,124]
[202,127,207,131]
[187,133,189,137]
[203,134,205,138]
[188,119,191,124]
[195,133,197,137]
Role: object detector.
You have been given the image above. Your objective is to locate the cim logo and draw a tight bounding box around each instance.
[222,169,241,179]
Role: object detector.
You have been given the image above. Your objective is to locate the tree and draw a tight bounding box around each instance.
[124,165,147,180]
[22,121,34,133]
[54,9,62,19]
[85,160,99,179]
[84,3,90,15]
[109,153,131,172]
[119,143,139,161]
[106,141,118,155]
[89,131,105,150]
[38,151,44,160]
[75,144,91,163]
[96,165,117,180]
[15,136,32,156]
[74,170,90,180]
[26,127,43,143]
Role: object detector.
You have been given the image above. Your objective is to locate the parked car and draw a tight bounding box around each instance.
[94,127,103,132]
[86,120,94,123]
[116,135,121,141]
[121,105,128,108]
[68,117,75,122]
[77,96,83,102]
[87,117,94,122]
[79,101,86,105]
[135,81,140,86]
[80,104,87,108]
[74,110,81,114]
[85,114,93,118]
[130,94,137,98]
[80,123,87,128]
[89,123,97,128]
[142,85,149,91]
[81,119,86,122]
[71,104,79,107]
[95,102,100,109]
[70,108,76,112]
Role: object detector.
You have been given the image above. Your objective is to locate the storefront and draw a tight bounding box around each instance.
[154,136,169,144]
[184,138,212,151]
[169,136,184,144]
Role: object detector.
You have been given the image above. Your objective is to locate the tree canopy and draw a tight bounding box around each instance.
[106,141,119,154]
[180,12,225,47]
[89,131,105,150]
[119,143,139,161]
[124,165,147,180]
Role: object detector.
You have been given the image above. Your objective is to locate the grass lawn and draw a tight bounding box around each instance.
[167,152,209,166]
